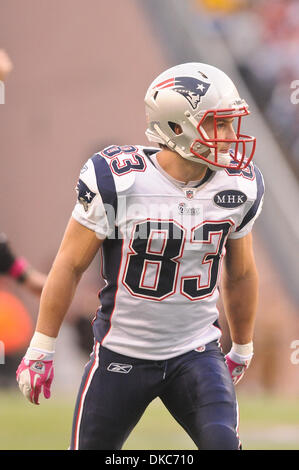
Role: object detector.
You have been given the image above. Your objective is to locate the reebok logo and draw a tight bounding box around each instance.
[107,363,133,374]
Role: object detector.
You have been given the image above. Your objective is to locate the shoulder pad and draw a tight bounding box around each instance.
[77,157,99,194]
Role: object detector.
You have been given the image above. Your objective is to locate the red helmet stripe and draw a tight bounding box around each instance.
[155,78,175,89]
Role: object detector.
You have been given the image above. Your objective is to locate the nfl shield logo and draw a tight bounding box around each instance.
[185,189,195,199]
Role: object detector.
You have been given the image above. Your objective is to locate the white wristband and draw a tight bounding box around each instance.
[29,331,56,353]
[229,341,253,364]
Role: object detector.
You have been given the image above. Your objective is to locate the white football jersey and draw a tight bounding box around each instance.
[72,145,264,360]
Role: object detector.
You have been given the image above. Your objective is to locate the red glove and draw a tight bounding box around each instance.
[16,348,54,405]
[225,342,253,385]
[16,332,56,405]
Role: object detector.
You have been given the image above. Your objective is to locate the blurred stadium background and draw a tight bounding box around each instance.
[0,0,298,450]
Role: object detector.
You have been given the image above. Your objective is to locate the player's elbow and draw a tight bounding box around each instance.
[51,250,86,282]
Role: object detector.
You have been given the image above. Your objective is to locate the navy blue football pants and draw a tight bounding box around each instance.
[70,340,240,450]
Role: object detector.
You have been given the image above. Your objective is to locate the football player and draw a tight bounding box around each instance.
[16,63,264,450]
[0,49,13,82]
[0,50,46,296]
[0,232,46,296]
[1,50,47,386]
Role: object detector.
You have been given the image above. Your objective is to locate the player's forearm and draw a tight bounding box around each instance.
[221,270,259,344]
[35,257,83,338]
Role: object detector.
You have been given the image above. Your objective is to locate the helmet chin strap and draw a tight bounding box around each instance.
[179,148,229,172]
[203,152,231,172]
[190,125,232,171]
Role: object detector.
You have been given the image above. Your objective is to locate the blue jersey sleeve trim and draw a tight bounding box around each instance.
[91,153,117,227]
[236,165,264,232]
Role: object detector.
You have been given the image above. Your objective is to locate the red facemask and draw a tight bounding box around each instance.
[190,107,256,170]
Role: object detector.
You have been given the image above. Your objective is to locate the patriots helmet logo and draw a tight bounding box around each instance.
[155,76,210,109]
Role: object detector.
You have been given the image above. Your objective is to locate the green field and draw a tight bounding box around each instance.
[0,389,298,450]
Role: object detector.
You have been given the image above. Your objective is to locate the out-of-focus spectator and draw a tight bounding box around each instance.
[0,49,13,81]
[196,0,248,13]
[0,232,46,297]
[0,50,46,295]
[0,50,47,386]
[196,0,299,176]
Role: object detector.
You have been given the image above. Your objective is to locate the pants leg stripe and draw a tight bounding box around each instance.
[235,398,242,448]
[73,341,100,450]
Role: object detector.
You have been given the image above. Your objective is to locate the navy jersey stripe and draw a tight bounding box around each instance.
[90,154,121,342]
[92,233,123,343]
[91,153,118,219]
[236,165,264,232]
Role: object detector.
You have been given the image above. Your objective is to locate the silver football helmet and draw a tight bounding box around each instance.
[144,62,256,171]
